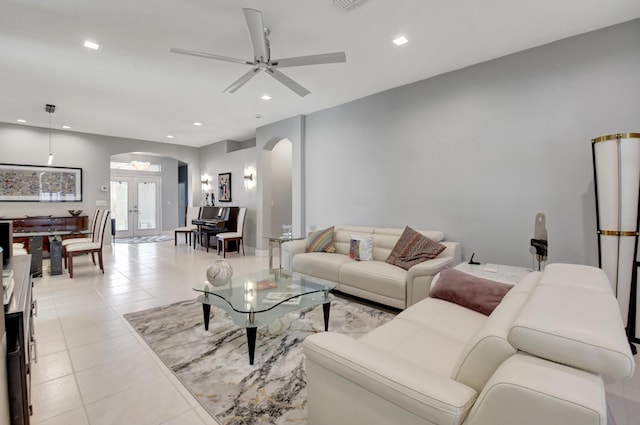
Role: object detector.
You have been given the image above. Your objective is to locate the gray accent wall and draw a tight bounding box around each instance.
[304,19,640,267]
[1,19,638,264]
[199,140,258,253]
[0,125,201,233]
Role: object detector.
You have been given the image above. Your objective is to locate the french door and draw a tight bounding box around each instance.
[110,176,161,237]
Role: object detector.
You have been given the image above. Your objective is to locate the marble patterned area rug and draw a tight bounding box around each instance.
[124,297,396,425]
[114,235,174,244]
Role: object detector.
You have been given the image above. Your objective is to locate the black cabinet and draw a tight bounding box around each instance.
[5,255,34,425]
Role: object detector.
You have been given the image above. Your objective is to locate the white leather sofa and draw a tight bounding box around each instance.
[282,225,461,309]
[304,263,635,425]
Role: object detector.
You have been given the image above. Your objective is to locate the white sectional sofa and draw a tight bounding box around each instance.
[281,225,461,309]
[303,263,635,425]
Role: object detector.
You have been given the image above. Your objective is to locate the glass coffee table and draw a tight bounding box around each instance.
[193,270,336,365]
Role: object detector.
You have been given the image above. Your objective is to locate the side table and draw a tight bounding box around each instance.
[454,262,532,285]
[263,236,306,273]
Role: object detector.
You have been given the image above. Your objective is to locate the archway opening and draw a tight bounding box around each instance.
[270,139,293,236]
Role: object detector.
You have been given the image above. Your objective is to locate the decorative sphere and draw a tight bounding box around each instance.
[206,260,233,286]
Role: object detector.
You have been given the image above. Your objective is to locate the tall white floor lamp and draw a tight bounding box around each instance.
[592,132,640,351]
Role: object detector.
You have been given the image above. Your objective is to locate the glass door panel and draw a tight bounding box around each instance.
[110,176,161,238]
[111,180,131,237]
[136,181,158,235]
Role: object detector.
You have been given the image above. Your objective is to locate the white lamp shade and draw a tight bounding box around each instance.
[593,133,640,327]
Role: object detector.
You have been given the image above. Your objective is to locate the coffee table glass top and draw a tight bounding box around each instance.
[193,270,336,327]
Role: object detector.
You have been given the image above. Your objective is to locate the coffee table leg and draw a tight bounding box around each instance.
[323,302,331,331]
[246,327,257,365]
[202,304,211,331]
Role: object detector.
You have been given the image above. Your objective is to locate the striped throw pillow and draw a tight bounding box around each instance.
[386,226,445,270]
[306,226,336,253]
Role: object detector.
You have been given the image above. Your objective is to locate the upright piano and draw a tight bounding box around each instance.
[191,207,239,251]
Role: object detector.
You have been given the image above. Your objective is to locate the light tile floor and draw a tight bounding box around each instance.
[30,240,268,425]
[28,241,640,425]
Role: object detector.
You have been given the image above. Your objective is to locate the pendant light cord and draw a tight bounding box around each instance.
[48,112,52,156]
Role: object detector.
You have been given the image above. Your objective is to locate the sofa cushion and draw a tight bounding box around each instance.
[450,271,540,392]
[361,298,486,377]
[430,268,513,316]
[509,264,635,379]
[386,226,446,270]
[306,226,337,253]
[340,261,407,301]
[293,252,353,283]
[349,234,374,261]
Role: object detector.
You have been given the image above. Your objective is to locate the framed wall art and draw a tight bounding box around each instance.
[218,172,232,202]
[0,163,83,202]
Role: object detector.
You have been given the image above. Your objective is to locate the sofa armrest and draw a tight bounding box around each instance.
[282,239,307,272]
[463,354,606,425]
[304,332,477,425]
[406,255,456,307]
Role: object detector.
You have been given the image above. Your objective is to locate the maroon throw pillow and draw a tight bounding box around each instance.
[430,268,513,315]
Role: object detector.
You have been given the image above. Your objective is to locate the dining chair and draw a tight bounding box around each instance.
[174,206,201,246]
[216,207,247,258]
[66,210,110,278]
[63,209,102,268]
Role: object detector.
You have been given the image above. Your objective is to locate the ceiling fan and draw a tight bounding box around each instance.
[170,8,346,97]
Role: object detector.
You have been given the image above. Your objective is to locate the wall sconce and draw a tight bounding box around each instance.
[244,167,256,190]
[201,179,209,186]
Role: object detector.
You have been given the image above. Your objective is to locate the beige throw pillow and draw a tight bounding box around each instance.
[349,234,374,261]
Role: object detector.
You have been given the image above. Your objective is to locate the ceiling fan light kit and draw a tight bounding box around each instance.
[170,8,346,97]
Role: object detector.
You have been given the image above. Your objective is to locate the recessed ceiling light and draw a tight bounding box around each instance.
[167,135,174,139]
[83,40,100,50]
[393,36,408,46]
[16,119,26,123]
[261,94,272,100]
[193,122,203,126]
[62,125,71,129]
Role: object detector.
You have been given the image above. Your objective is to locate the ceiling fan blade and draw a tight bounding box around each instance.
[242,8,269,62]
[272,52,346,68]
[170,48,252,65]
[223,68,261,93]
[266,68,311,97]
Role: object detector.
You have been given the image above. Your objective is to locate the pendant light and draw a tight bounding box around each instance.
[45,104,55,165]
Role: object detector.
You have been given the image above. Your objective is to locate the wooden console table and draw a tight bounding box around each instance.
[8,216,89,277]
[10,216,88,253]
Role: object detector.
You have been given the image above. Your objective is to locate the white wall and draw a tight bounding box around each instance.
[303,19,640,267]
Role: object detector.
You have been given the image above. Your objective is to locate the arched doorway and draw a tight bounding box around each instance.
[110,152,189,237]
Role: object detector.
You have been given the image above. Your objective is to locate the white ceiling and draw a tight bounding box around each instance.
[2,0,639,148]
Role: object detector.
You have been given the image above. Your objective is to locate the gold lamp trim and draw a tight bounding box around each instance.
[592,133,640,144]
[598,230,639,237]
